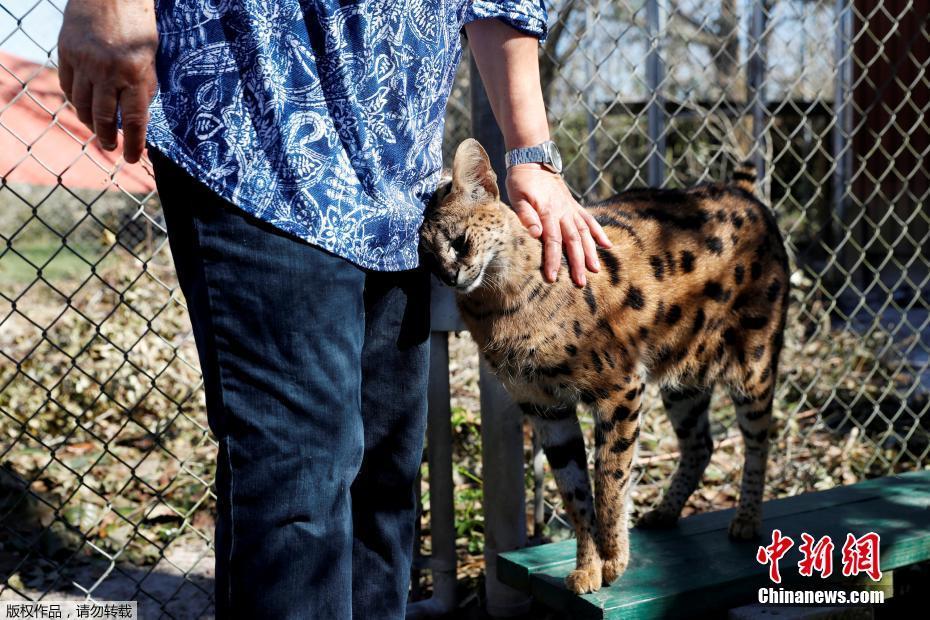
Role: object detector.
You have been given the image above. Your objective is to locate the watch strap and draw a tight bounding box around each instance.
[505,144,551,168]
[505,140,562,174]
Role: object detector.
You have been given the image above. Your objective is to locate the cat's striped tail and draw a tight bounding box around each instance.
[732,161,758,194]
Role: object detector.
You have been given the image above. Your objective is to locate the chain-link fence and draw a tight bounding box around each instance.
[1,0,929,616]
[1,1,213,614]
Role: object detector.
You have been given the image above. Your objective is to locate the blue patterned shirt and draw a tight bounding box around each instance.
[147,1,547,271]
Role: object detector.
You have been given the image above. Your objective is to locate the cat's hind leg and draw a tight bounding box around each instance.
[637,386,713,528]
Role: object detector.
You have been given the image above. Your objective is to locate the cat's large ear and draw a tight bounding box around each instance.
[452,138,500,201]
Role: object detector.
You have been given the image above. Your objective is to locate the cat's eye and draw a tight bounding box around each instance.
[451,233,469,255]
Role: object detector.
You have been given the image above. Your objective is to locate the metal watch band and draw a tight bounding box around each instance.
[505,140,563,174]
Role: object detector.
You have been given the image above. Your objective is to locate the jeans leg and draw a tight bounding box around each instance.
[351,269,430,619]
[152,150,367,620]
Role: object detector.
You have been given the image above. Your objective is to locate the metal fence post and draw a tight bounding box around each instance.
[830,0,859,305]
[585,1,600,195]
[748,0,769,177]
[469,52,532,618]
[646,0,666,187]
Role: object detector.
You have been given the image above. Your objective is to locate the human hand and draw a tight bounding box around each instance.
[57,0,158,164]
[506,165,612,287]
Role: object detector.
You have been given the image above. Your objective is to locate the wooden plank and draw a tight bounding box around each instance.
[499,470,930,618]
[500,471,929,587]
[606,494,930,618]
[528,495,930,619]
[509,470,930,576]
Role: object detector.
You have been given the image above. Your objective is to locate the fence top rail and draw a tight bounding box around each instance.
[577,98,834,118]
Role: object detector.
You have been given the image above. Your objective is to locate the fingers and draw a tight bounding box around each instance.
[512,199,543,237]
[66,76,150,162]
[70,73,94,131]
[56,0,159,166]
[58,60,74,102]
[507,170,612,285]
[118,85,151,164]
[575,211,600,273]
[538,202,563,283]
[580,207,612,249]
[92,85,119,150]
[561,216,587,287]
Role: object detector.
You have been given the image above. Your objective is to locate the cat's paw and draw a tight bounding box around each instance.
[601,555,629,585]
[636,508,678,529]
[728,513,762,540]
[566,564,602,594]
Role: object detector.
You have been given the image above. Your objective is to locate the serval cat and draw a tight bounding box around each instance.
[420,139,789,594]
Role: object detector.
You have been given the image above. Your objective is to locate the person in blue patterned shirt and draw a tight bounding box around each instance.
[58,1,610,617]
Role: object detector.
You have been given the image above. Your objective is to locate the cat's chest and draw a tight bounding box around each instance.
[477,325,581,388]
[457,283,594,396]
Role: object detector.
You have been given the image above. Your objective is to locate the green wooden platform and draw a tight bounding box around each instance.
[499,470,930,619]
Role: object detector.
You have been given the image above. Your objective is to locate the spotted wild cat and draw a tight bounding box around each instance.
[420,139,789,594]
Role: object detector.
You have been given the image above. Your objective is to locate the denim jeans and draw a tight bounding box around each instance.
[150,149,430,619]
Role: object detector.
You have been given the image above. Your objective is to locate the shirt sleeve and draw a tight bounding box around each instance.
[464,1,549,41]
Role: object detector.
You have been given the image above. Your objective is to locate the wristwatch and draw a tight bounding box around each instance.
[505,140,564,174]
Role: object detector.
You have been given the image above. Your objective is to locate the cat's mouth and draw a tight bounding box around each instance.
[458,264,487,293]
[420,244,496,293]
[457,251,496,294]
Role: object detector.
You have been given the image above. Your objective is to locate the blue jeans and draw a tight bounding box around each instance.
[151,149,430,619]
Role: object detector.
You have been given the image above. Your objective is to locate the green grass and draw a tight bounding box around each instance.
[0,241,114,286]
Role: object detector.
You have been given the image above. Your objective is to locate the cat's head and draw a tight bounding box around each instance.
[420,139,515,293]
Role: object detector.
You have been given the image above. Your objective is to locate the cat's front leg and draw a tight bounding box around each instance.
[590,377,644,585]
[525,405,601,594]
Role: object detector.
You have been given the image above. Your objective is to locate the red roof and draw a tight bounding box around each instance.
[0,51,156,193]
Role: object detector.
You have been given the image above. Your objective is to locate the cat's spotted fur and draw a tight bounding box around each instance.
[420,140,789,594]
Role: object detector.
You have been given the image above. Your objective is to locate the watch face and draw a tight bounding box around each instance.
[546,141,563,173]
